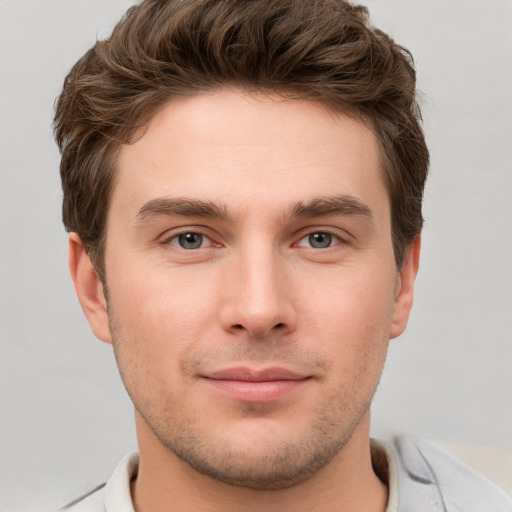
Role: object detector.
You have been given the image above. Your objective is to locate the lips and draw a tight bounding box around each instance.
[200,367,312,402]
[204,367,307,382]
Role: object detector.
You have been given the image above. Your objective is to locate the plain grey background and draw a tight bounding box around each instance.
[1,1,511,511]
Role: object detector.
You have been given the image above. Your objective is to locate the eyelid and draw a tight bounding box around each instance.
[293,227,352,247]
[295,232,341,249]
[161,226,222,248]
[158,225,351,249]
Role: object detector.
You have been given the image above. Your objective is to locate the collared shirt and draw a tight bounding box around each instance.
[61,436,512,511]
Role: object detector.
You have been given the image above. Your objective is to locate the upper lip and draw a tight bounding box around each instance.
[201,367,309,382]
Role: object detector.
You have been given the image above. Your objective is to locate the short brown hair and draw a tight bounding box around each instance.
[54,0,429,279]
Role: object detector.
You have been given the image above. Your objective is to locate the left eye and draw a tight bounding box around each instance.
[170,232,209,249]
[298,232,339,249]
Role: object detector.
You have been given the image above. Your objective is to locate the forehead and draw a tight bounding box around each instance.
[112,90,387,221]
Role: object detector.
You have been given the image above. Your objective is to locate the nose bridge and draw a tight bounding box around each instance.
[221,236,296,337]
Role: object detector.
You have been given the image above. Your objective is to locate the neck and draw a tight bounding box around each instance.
[131,411,388,512]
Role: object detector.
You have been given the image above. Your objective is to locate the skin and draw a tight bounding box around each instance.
[70,89,420,512]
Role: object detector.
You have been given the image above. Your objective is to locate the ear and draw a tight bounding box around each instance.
[390,236,421,339]
[68,233,112,343]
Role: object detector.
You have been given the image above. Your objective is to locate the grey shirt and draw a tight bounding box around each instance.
[61,436,512,512]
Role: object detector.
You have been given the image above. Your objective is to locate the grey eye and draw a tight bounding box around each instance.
[308,232,333,248]
[178,233,204,249]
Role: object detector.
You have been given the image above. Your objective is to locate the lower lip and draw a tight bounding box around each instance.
[202,378,310,402]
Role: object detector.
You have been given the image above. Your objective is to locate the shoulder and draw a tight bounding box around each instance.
[58,451,138,512]
[58,483,106,511]
[390,435,512,511]
[436,440,512,495]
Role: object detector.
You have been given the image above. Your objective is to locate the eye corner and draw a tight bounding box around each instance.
[294,229,349,250]
[159,229,217,250]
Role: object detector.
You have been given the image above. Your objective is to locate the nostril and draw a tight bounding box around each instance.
[274,323,285,329]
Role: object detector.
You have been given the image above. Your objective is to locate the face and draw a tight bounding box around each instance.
[72,90,418,489]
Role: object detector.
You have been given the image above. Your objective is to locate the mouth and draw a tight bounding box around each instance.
[199,367,313,402]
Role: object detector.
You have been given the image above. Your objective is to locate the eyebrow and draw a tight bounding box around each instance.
[288,195,373,220]
[136,198,229,224]
[135,194,373,225]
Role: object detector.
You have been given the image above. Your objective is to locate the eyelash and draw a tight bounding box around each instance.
[295,230,345,249]
[163,230,219,250]
[162,228,348,251]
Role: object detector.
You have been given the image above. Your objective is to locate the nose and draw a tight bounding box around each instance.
[219,242,297,339]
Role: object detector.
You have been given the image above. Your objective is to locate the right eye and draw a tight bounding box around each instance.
[166,232,211,250]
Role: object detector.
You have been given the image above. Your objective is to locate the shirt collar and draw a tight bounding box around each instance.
[104,443,399,512]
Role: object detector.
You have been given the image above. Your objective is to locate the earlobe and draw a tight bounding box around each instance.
[390,236,421,339]
[68,233,112,344]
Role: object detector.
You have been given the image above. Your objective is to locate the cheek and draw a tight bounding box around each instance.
[107,270,219,376]
[296,266,396,375]
[111,264,215,325]
[300,266,397,335]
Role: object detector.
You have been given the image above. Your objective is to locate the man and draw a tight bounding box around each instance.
[53,0,512,510]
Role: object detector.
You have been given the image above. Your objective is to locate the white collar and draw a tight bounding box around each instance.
[104,441,398,512]
[105,451,138,512]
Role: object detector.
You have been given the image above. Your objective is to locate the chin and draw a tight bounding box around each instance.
[169,434,346,490]
[143,403,368,490]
